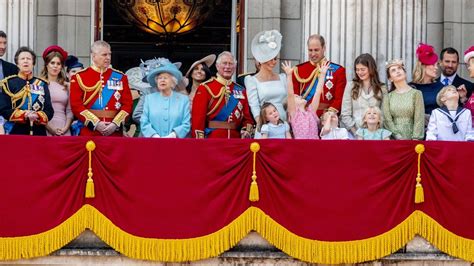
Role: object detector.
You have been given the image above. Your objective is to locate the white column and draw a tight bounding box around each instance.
[303,0,427,81]
[0,0,35,62]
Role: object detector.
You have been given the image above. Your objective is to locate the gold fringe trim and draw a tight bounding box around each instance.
[2,206,474,264]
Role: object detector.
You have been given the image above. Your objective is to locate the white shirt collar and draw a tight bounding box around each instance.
[440,73,457,84]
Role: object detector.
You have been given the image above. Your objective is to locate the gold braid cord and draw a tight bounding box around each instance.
[293,67,321,99]
[204,83,226,116]
[76,74,102,105]
[1,82,31,110]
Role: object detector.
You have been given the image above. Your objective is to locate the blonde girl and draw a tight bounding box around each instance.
[356,106,392,140]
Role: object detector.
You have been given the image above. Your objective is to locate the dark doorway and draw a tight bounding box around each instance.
[103,0,232,76]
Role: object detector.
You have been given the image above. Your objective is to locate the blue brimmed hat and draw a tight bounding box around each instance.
[64,55,83,72]
[141,58,183,88]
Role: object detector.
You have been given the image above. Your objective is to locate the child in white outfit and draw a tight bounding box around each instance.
[320,108,350,140]
[426,85,472,141]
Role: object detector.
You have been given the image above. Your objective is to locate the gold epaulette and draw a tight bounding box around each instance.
[75,67,88,74]
[35,76,49,85]
[2,74,17,81]
[201,77,215,85]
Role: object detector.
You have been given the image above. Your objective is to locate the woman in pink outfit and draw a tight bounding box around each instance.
[41,45,73,136]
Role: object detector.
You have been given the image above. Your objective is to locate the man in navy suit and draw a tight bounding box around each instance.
[0,31,18,80]
[438,47,473,104]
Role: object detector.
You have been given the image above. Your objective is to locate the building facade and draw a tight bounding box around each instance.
[1,0,473,81]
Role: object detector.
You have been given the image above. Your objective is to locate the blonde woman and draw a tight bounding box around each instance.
[410,43,444,116]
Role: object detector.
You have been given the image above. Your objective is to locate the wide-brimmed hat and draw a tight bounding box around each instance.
[64,55,84,72]
[251,30,282,63]
[416,43,438,65]
[464,46,474,64]
[185,54,216,77]
[143,58,183,88]
[42,45,68,63]
[125,67,152,92]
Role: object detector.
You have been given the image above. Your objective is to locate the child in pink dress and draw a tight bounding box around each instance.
[282,61,329,139]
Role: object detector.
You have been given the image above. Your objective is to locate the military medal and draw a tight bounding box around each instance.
[235,109,241,119]
[114,91,121,100]
[115,102,122,110]
[325,80,334,89]
[325,91,333,100]
[32,102,41,111]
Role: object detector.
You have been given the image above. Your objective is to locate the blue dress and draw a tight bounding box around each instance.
[410,81,444,114]
[140,91,190,138]
[260,121,290,139]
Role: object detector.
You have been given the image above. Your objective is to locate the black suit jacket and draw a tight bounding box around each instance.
[437,74,474,99]
[0,59,18,78]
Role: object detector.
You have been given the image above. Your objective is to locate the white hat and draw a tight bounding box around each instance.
[251,30,282,63]
[185,54,216,77]
[125,67,152,92]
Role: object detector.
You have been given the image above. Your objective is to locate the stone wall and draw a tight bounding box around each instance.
[35,0,92,71]
[427,0,474,81]
[246,0,474,82]
[0,231,470,265]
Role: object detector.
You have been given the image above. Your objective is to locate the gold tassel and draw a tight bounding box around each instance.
[249,142,260,202]
[415,181,424,203]
[85,140,96,198]
[249,180,259,202]
[414,144,425,204]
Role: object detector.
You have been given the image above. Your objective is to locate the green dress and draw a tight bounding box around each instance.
[382,88,425,140]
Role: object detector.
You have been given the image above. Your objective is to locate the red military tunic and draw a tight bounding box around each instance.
[292,60,347,117]
[192,75,254,138]
[69,66,133,136]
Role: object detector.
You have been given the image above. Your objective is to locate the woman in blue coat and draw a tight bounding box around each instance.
[140,58,190,138]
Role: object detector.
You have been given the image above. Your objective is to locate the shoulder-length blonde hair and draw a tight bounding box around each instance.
[361,106,383,129]
[412,61,436,84]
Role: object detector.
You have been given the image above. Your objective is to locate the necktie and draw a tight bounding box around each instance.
[443,77,449,86]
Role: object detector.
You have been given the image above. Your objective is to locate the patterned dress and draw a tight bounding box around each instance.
[382,88,425,140]
[290,107,320,139]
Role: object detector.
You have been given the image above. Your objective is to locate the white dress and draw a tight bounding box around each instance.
[244,73,288,121]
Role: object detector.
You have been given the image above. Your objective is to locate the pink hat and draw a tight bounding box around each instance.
[42,45,68,63]
[464,46,474,64]
[416,43,438,65]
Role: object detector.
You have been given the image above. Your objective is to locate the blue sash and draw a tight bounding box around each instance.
[205,84,243,135]
[90,71,122,110]
[304,63,340,102]
[20,94,39,110]
[20,80,45,110]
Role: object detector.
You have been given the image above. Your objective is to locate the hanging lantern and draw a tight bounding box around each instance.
[111,0,218,36]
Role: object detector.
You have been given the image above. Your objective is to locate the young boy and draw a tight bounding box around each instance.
[320,107,350,140]
[426,85,472,141]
